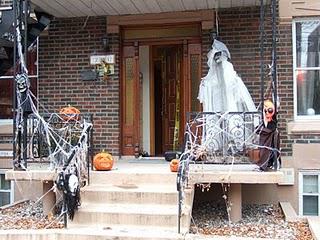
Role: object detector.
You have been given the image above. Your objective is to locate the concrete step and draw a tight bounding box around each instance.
[0,227,185,240]
[90,171,177,185]
[72,203,191,229]
[81,184,193,205]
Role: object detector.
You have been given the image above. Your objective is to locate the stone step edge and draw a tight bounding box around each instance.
[77,202,192,215]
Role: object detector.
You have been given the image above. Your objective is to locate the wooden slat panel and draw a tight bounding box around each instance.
[167,0,185,12]
[79,0,107,16]
[132,0,152,14]
[55,0,85,17]
[219,0,232,8]
[65,0,96,16]
[123,0,140,14]
[156,0,173,13]
[143,0,162,13]
[181,0,196,10]
[31,0,66,18]
[105,0,129,15]
[94,0,118,15]
[40,0,76,17]
[194,0,208,9]
[207,0,218,9]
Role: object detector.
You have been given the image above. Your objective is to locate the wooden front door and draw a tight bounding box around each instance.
[121,42,201,156]
[162,46,182,152]
[121,45,140,155]
[152,45,182,154]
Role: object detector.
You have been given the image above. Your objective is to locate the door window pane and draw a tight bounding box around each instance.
[295,21,320,68]
[0,192,10,206]
[303,195,318,216]
[125,58,134,125]
[303,175,318,193]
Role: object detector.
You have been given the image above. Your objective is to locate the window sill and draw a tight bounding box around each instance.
[288,120,320,134]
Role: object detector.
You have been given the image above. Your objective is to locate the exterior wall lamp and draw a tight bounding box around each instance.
[102,35,109,52]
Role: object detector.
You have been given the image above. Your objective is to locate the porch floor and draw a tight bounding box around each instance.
[5,157,284,183]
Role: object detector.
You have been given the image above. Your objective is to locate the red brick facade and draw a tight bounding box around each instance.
[38,17,121,155]
[37,6,319,157]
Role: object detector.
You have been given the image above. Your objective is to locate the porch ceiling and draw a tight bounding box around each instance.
[30,0,268,18]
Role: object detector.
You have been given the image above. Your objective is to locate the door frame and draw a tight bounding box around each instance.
[120,31,201,156]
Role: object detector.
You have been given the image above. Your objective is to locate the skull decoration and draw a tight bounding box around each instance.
[263,100,275,126]
[68,174,79,195]
[16,73,28,93]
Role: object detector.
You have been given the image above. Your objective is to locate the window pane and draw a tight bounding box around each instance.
[0,79,13,119]
[296,70,320,116]
[303,195,318,216]
[125,58,134,125]
[1,43,38,77]
[0,174,11,190]
[190,54,200,112]
[303,175,318,193]
[0,192,10,207]
[0,77,37,119]
[295,21,320,68]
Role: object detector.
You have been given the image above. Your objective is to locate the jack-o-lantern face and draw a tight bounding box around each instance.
[263,100,275,124]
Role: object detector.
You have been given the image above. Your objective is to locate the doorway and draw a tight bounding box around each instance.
[152,45,182,156]
[121,40,201,156]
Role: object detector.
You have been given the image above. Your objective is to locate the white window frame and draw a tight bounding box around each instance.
[299,171,320,216]
[292,18,320,121]
[0,170,14,206]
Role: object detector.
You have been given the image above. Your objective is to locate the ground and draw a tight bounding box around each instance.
[0,201,314,239]
[190,202,313,239]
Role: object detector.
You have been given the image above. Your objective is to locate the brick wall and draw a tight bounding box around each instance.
[37,6,314,157]
[38,17,120,155]
[202,6,304,156]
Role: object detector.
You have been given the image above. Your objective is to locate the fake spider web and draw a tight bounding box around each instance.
[177,111,282,226]
[6,15,93,229]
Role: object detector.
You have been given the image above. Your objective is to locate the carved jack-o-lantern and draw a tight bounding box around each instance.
[59,105,80,121]
[93,151,114,171]
[170,159,179,172]
[263,100,275,126]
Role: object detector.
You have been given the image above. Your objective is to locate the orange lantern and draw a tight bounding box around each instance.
[59,105,80,121]
[170,159,179,172]
[93,151,113,171]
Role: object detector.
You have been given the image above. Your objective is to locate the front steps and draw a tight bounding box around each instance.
[69,169,194,239]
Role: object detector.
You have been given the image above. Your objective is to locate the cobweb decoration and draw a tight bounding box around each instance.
[11,15,93,224]
[181,111,261,164]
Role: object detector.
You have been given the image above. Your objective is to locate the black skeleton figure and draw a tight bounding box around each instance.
[15,73,32,115]
[56,168,80,220]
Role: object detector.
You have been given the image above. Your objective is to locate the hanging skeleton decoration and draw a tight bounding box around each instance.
[15,73,33,115]
[56,168,80,220]
[257,100,281,171]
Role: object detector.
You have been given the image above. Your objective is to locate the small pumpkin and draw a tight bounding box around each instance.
[59,105,80,121]
[93,151,113,171]
[170,159,179,172]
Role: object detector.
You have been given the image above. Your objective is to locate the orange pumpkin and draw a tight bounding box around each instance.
[59,106,80,121]
[170,159,179,172]
[93,151,113,171]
